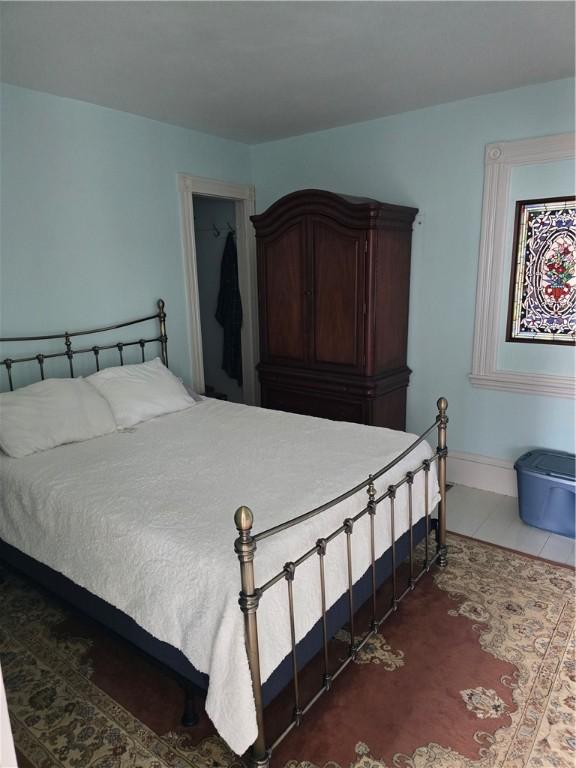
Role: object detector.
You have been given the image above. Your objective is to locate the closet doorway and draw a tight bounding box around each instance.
[178,175,258,405]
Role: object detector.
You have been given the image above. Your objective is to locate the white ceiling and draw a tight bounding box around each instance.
[1,1,574,144]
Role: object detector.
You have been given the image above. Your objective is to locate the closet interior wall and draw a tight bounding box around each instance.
[193,195,242,402]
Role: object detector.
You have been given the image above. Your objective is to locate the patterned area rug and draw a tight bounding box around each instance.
[1,534,574,768]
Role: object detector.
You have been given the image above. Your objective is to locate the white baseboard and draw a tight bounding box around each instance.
[447,451,517,497]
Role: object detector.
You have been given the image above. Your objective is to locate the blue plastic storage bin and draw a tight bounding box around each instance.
[514,449,575,538]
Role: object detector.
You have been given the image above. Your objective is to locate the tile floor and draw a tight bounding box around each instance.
[447,484,575,566]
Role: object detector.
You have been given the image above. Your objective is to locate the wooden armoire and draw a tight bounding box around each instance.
[251,189,418,430]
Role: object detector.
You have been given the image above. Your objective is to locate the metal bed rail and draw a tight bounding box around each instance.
[0,299,168,390]
[234,397,448,767]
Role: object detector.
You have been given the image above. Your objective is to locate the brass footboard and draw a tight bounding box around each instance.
[234,398,448,768]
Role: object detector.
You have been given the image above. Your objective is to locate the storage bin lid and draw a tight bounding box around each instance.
[515,449,576,480]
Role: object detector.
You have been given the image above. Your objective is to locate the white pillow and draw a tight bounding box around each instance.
[0,378,117,458]
[87,358,195,428]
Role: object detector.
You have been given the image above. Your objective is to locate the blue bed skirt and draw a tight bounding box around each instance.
[0,516,432,706]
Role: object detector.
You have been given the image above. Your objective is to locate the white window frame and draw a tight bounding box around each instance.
[178,174,259,404]
[469,132,575,399]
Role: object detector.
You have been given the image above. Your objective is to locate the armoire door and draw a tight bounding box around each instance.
[309,217,366,371]
[258,219,308,364]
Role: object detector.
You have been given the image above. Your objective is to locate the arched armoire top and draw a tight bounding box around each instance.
[251,189,418,236]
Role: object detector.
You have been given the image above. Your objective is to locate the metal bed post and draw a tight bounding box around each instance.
[436,397,448,567]
[234,506,269,768]
[157,298,168,367]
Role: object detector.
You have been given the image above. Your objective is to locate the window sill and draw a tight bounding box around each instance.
[469,371,574,399]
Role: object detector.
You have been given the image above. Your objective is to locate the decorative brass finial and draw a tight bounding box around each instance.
[235,505,254,532]
[366,473,376,500]
[157,298,165,311]
[437,397,448,413]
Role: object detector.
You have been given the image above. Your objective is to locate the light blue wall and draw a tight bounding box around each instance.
[0,84,252,385]
[251,79,576,461]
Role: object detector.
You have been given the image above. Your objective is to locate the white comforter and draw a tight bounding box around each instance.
[0,399,439,754]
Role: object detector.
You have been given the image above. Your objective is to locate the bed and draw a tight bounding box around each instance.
[0,300,449,766]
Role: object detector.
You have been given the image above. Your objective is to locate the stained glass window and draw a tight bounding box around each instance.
[507,197,576,344]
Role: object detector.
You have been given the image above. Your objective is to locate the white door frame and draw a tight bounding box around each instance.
[178,173,259,405]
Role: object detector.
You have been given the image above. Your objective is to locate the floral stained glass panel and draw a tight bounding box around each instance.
[507,197,576,344]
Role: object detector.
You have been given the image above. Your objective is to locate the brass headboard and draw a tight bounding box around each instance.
[0,299,168,392]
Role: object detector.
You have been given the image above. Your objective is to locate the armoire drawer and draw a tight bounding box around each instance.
[262,385,366,424]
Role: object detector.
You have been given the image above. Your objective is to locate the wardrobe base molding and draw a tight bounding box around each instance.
[259,365,411,430]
